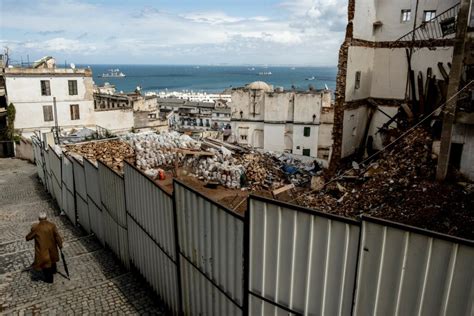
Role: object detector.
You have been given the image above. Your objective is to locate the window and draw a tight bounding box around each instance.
[424,10,436,22]
[401,9,411,22]
[240,135,248,141]
[40,80,51,96]
[43,105,53,122]
[303,127,311,137]
[355,71,361,90]
[68,80,78,95]
[70,104,80,120]
[302,148,311,156]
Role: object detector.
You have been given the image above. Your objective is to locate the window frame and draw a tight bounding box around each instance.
[302,148,311,156]
[43,105,54,122]
[355,71,361,90]
[423,10,436,22]
[40,80,51,96]
[70,104,80,120]
[303,126,311,137]
[401,9,411,23]
[68,80,78,95]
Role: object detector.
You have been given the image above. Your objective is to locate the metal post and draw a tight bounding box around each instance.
[436,0,471,181]
[53,96,59,144]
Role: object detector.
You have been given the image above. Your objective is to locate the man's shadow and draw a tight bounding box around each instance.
[23,266,69,282]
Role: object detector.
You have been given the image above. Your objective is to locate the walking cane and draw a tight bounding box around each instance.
[60,248,70,279]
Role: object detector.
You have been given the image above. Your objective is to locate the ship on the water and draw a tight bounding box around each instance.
[258,71,272,76]
[99,68,126,78]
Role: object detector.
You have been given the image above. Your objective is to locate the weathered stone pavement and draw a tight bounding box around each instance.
[0,158,167,315]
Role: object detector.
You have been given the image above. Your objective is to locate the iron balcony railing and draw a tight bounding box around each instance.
[393,3,460,45]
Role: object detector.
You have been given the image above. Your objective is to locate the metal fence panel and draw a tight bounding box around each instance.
[174,181,244,314]
[354,217,474,316]
[84,159,104,245]
[124,162,176,258]
[248,196,360,316]
[72,158,90,233]
[180,258,242,316]
[43,147,53,194]
[48,146,62,210]
[61,155,76,225]
[124,162,180,313]
[98,161,129,268]
[128,215,180,314]
[31,137,45,185]
[98,162,127,228]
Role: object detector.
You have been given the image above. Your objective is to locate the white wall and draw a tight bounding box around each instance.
[231,121,264,148]
[230,90,265,121]
[292,125,319,157]
[342,106,369,157]
[264,124,286,152]
[293,93,322,123]
[346,47,375,101]
[6,74,95,133]
[452,123,474,180]
[94,110,134,133]
[353,0,377,41]
[265,93,292,122]
[370,47,453,99]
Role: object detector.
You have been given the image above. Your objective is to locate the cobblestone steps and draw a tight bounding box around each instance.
[0,158,166,314]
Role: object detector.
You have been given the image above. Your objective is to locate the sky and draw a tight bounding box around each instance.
[0,0,348,66]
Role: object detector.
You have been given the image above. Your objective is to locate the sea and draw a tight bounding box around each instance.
[83,65,337,94]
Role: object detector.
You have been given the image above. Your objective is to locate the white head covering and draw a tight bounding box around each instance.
[39,211,47,220]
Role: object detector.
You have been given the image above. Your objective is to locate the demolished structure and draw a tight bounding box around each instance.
[331,0,474,181]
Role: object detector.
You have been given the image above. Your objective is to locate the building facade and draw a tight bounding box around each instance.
[4,64,96,137]
[333,0,474,179]
[229,81,333,161]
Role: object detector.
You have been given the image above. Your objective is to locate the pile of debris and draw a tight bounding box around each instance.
[301,127,474,239]
[63,139,135,173]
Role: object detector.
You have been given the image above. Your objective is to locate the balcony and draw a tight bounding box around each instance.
[392,3,460,46]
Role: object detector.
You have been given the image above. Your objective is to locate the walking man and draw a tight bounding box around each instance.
[26,212,63,283]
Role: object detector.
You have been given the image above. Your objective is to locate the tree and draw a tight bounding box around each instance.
[6,103,16,140]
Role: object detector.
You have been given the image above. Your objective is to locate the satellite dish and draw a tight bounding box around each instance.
[325,84,329,90]
[70,63,76,69]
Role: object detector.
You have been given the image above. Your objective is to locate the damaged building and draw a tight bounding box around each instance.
[230,81,334,163]
[332,0,474,180]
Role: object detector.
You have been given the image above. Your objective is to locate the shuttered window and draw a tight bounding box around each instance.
[41,80,51,96]
[68,80,78,95]
[70,104,80,120]
[43,105,53,122]
[304,127,311,137]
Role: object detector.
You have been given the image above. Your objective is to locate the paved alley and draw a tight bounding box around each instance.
[0,158,166,315]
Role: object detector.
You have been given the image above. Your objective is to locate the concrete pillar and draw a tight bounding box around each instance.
[436,0,471,181]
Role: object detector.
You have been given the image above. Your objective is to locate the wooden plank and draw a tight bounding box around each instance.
[272,184,295,196]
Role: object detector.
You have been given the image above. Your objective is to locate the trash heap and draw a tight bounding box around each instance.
[302,127,474,239]
[63,139,135,173]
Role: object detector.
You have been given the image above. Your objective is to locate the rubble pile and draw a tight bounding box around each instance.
[123,132,200,170]
[63,139,135,173]
[302,127,474,239]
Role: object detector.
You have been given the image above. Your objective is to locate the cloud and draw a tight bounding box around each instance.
[0,0,348,65]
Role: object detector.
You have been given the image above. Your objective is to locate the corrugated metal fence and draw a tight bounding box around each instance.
[174,181,244,315]
[61,155,76,225]
[124,161,181,314]
[72,157,90,233]
[32,141,474,316]
[247,196,360,316]
[84,158,105,245]
[98,160,130,269]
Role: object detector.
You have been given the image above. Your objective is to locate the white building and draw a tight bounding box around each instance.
[4,65,97,137]
[333,0,474,179]
[230,81,333,161]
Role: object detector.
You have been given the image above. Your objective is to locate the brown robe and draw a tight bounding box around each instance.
[26,219,63,270]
